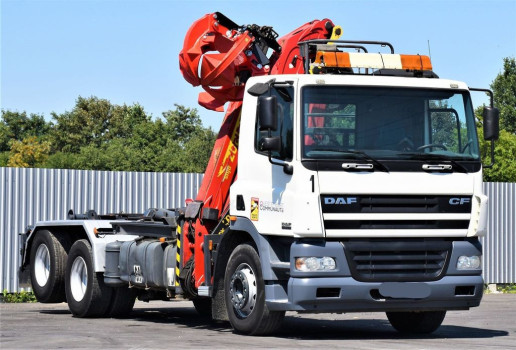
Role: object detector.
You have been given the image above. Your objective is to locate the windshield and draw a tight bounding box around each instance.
[302,86,480,161]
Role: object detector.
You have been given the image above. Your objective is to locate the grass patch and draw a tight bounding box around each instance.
[497,284,516,294]
[1,289,37,303]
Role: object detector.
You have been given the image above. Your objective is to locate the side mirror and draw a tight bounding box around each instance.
[259,136,281,152]
[248,82,270,97]
[258,95,277,131]
[483,107,500,141]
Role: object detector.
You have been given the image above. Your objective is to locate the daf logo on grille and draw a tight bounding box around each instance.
[324,197,357,205]
[449,197,470,205]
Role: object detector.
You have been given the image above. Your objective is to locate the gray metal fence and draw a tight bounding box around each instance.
[481,182,515,284]
[1,167,203,292]
[1,167,514,292]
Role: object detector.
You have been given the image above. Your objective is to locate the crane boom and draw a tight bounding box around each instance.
[178,12,337,290]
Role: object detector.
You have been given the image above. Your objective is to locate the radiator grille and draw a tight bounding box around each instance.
[321,195,472,231]
[343,239,451,282]
[321,195,472,213]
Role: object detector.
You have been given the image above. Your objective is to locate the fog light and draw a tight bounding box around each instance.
[457,255,481,270]
[295,257,336,271]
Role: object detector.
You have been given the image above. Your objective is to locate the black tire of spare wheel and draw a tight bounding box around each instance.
[224,243,285,335]
[386,310,447,334]
[192,297,212,318]
[106,287,137,318]
[29,230,68,303]
[65,239,112,317]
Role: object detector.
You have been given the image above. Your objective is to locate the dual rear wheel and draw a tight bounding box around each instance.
[30,230,68,303]
[65,239,136,317]
[30,233,136,317]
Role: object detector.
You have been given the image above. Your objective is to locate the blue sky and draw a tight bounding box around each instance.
[1,0,515,131]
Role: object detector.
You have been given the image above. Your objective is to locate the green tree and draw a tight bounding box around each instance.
[474,57,516,182]
[1,110,50,151]
[1,98,216,173]
[478,127,516,182]
[491,57,516,134]
[0,152,9,166]
[45,151,77,169]
[7,136,51,168]
[162,104,203,144]
[50,97,149,153]
[179,128,217,173]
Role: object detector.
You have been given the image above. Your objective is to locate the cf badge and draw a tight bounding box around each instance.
[251,197,259,221]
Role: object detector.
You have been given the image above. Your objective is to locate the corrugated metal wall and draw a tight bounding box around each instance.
[0,167,203,292]
[481,182,516,284]
[1,167,514,292]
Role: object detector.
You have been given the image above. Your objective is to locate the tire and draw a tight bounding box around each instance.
[192,297,212,318]
[29,230,68,303]
[106,287,137,318]
[65,239,112,317]
[224,244,285,335]
[386,311,447,334]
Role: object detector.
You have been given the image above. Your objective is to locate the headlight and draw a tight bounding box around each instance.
[295,257,336,271]
[457,255,481,270]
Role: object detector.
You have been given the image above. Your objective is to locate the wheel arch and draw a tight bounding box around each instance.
[24,223,90,272]
[210,217,291,321]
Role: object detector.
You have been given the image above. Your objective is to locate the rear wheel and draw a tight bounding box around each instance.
[65,239,112,317]
[386,311,446,334]
[30,230,68,303]
[106,287,137,318]
[224,244,285,335]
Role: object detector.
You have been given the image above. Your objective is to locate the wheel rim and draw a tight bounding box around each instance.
[34,244,50,287]
[70,256,88,302]
[229,263,257,319]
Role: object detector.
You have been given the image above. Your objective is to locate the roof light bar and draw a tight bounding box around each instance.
[312,52,432,71]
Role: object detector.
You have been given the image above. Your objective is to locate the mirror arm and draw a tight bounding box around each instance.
[469,87,494,107]
[483,141,495,169]
[267,152,294,175]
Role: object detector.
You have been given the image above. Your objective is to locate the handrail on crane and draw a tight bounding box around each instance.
[299,39,395,73]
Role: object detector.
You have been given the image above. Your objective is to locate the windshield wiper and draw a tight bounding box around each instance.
[402,153,469,173]
[309,149,390,172]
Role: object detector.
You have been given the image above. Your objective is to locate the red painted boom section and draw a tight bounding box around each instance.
[178,12,335,289]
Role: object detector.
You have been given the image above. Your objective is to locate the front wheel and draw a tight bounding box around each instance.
[65,239,112,317]
[192,297,212,317]
[224,244,285,335]
[386,311,446,334]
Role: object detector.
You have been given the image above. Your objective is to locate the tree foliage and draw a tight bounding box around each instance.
[491,57,516,134]
[1,111,50,152]
[2,97,217,172]
[7,136,51,167]
[478,127,516,182]
[474,57,516,182]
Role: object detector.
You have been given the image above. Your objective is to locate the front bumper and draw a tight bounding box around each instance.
[264,238,483,312]
[266,275,483,312]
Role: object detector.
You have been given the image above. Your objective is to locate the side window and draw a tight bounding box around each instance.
[255,87,294,160]
[428,94,468,153]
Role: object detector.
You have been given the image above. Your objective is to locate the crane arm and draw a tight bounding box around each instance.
[177,12,337,291]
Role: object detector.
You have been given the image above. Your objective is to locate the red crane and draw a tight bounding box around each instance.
[177,12,338,292]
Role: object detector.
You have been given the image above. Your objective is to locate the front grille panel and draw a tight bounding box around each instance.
[321,195,472,214]
[321,195,472,231]
[343,239,451,282]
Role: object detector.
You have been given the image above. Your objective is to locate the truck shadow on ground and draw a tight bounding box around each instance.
[42,305,503,340]
[277,316,509,340]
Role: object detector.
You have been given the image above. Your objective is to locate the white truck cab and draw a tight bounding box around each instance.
[228,73,489,319]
